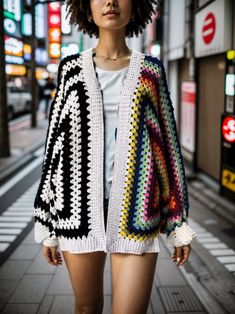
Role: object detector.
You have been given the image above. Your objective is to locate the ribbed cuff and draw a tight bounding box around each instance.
[166,221,197,247]
[34,221,59,247]
[42,237,59,247]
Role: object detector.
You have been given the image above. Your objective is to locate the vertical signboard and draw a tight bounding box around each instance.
[4,0,21,21]
[220,51,235,201]
[48,2,61,62]
[180,81,196,154]
[220,114,235,201]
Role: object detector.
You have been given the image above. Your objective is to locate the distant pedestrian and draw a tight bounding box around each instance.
[43,77,55,119]
[34,1,197,313]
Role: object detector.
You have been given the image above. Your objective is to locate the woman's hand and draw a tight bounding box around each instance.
[171,244,191,266]
[42,245,63,266]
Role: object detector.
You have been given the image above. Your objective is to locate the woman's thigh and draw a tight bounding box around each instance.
[62,251,107,311]
[110,252,158,314]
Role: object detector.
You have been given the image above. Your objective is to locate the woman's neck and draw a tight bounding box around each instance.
[95,28,130,59]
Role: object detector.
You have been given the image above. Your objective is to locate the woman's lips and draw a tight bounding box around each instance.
[105,13,118,17]
[104,12,119,17]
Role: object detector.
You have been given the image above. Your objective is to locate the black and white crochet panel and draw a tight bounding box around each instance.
[34,54,93,240]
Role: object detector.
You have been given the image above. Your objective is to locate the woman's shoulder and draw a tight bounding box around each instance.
[142,52,164,68]
[60,52,81,66]
[56,52,82,78]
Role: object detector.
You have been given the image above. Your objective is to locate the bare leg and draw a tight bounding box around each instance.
[111,252,158,314]
[62,251,107,314]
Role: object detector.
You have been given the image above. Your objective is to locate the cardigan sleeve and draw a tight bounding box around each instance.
[157,61,197,247]
[33,59,66,247]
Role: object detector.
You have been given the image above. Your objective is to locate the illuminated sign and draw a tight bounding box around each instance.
[48,2,61,61]
[4,17,21,37]
[222,116,235,143]
[24,44,31,54]
[49,43,61,59]
[48,3,61,13]
[49,13,61,28]
[227,50,235,60]
[36,4,45,38]
[150,44,161,58]
[49,28,61,43]
[36,67,49,80]
[5,54,24,64]
[36,48,48,65]
[6,64,27,76]
[4,18,16,34]
[22,13,32,36]
[225,74,235,97]
[5,36,23,57]
[222,168,235,192]
[23,44,32,61]
[4,0,21,21]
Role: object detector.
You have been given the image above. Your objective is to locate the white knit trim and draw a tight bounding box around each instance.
[42,237,59,247]
[59,236,105,253]
[59,236,160,255]
[82,48,106,240]
[103,49,145,247]
[109,238,160,255]
[34,221,58,246]
[166,221,197,247]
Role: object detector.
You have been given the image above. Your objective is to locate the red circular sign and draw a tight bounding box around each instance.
[222,117,235,143]
[202,12,216,45]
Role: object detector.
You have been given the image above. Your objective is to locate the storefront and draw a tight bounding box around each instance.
[194,0,233,182]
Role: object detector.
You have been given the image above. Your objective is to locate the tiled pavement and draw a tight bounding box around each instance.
[0,107,230,313]
[0,227,209,314]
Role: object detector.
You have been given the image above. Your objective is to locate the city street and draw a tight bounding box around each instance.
[0,104,234,313]
[0,0,235,313]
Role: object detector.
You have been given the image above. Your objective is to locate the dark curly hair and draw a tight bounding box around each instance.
[65,0,159,38]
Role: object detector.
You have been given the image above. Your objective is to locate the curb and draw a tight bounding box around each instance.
[188,183,235,226]
[0,140,45,183]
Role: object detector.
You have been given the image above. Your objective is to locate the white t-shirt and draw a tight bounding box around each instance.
[95,66,129,199]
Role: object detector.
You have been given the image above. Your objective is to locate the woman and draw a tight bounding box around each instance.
[33,0,197,313]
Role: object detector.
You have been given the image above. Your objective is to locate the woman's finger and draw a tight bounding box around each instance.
[177,245,191,266]
[42,245,62,266]
[171,243,192,266]
[175,246,183,265]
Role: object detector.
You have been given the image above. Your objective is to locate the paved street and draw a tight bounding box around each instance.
[0,106,234,313]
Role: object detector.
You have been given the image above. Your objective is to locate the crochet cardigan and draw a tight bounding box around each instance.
[33,48,197,254]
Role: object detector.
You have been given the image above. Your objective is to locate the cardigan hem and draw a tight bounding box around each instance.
[108,238,160,255]
[58,236,106,253]
[58,237,160,255]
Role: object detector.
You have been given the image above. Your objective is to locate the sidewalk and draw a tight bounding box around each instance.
[0,112,231,313]
[0,112,48,183]
[0,227,209,314]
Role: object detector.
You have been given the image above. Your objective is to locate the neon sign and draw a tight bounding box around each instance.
[222,116,235,143]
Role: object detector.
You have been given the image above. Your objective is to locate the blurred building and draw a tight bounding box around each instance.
[4,0,49,89]
[3,0,234,201]
[145,0,235,201]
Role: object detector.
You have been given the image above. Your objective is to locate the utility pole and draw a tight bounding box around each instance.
[31,0,37,128]
[0,0,10,157]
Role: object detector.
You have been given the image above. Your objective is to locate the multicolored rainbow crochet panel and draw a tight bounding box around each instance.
[119,56,189,241]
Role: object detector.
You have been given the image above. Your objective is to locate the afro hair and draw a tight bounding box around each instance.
[65,0,159,38]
